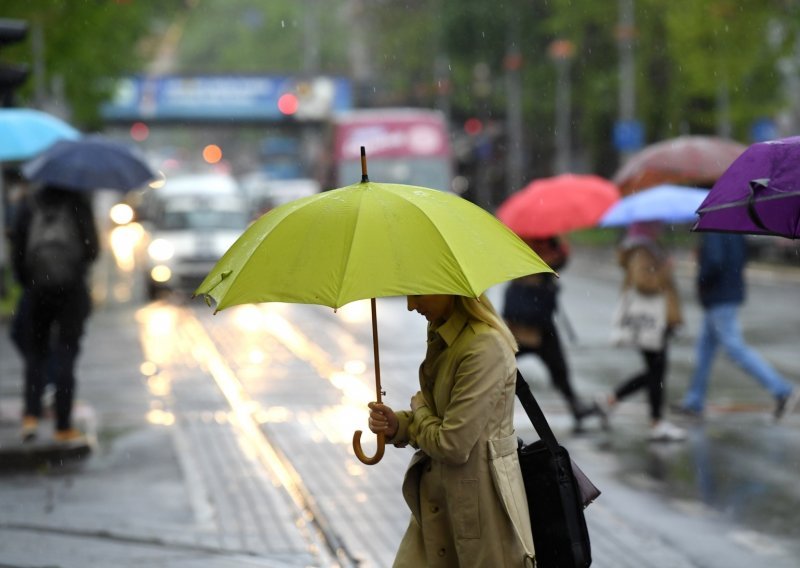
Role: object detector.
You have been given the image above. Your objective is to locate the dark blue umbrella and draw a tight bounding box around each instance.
[22,135,156,191]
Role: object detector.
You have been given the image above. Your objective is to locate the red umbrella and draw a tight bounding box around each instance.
[613,135,747,195]
[497,174,620,238]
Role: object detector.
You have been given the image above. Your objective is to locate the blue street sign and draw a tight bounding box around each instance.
[102,75,353,123]
[613,120,644,152]
[750,118,777,143]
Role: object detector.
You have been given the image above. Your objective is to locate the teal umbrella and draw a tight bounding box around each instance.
[0,108,80,161]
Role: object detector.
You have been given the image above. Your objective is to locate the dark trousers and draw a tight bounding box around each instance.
[614,347,668,421]
[516,322,580,414]
[24,285,91,431]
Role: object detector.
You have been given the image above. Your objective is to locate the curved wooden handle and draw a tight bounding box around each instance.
[353,297,384,465]
[352,430,385,465]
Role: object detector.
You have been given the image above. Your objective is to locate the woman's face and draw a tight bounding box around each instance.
[407,295,455,324]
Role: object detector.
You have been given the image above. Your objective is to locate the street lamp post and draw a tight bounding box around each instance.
[472,62,493,209]
[548,39,575,175]
[616,0,638,160]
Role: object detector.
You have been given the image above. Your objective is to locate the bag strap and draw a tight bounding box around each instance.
[515,369,560,455]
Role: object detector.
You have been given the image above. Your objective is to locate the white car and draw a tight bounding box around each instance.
[239,172,320,219]
[137,173,250,298]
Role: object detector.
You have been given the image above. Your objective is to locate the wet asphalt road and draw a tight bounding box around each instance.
[175,243,800,567]
[11,241,793,567]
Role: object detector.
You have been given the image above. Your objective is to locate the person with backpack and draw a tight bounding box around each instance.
[10,184,99,443]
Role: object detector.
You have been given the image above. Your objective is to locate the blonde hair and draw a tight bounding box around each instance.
[456,294,519,353]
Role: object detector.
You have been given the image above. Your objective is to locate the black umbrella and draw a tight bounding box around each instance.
[22,135,157,191]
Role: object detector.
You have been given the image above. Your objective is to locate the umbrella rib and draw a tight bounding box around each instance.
[698,189,800,213]
[334,187,368,307]
[203,191,333,310]
[399,195,478,296]
[335,187,474,304]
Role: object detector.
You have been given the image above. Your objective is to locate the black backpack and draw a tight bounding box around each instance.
[24,195,85,291]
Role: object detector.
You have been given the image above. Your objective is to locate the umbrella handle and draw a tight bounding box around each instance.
[351,296,385,465]
[352,430,385,465]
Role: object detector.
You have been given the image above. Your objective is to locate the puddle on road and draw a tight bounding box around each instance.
[601,418,800,544]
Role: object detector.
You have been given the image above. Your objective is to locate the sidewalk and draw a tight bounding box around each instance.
[0,305,329,568]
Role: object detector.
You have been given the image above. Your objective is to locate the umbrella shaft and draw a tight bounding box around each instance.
[371,298,382,403]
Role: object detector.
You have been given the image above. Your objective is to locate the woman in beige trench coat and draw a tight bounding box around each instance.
[368,293,535,567]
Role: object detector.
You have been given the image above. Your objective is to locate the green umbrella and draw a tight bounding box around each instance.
[195,149,553,464]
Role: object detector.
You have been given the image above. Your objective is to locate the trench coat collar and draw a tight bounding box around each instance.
[432,307,468,348]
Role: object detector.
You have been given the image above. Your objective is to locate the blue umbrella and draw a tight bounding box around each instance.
[0,108,80,161]
[599,184,709,227]
[22,135,157,192]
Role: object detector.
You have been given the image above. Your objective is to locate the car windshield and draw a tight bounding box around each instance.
[158,209,249,231]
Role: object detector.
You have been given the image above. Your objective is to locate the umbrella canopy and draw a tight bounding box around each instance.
[613,135,747,195]
[22,135,156,191]
[0,108,80,161]
[196,171,553,466]
[496,174,620,238]
[694,136,800,238]
[197,181,553,311]
[599,184,709,227]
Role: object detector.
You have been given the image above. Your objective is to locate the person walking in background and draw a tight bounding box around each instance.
[10,184,99,443]
[502,236,605,432]
[603,222,686,442]
[367,293,535,567]
[673,232,799,421]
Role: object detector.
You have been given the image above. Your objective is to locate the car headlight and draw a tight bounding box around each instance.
[150,265,172,283]
[147,238,175,262]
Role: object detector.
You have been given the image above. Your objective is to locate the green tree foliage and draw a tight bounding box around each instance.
[173,0,351,75]
[436,0,795,176]
[640,0,791,138]
[5,0,797,175]
[2,0,182,128]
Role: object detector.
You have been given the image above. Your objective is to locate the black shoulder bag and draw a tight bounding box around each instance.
[516,370,600,568]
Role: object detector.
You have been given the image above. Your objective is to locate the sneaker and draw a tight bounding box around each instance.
[591,399,611,431]
[774,390,800,422]
[670,403,703,420]
[53,428,86,443]
[20,416,39,443]
[648,420,687,442]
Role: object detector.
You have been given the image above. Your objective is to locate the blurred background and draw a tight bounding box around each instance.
[1,0,798,314]
[3,0,800,195]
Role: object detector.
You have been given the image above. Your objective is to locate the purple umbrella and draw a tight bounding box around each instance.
[693,136,800,238]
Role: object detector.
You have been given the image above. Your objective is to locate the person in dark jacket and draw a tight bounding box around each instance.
[673,232,798,421]
[10,185,99,442]
[502,236,605,432]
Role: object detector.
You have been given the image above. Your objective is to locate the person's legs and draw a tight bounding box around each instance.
[610,349,681,441]
[24,293,54,421]
[52,287,91,432]
[681,308,720,412]
[519,326,603,428]
[614,350,649,402]
[534,323,578,408]
[715,304,793,399]
[643,348,667,422]
[10,290,32,357]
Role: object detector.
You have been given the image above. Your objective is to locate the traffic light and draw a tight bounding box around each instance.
[0,19,29,107]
